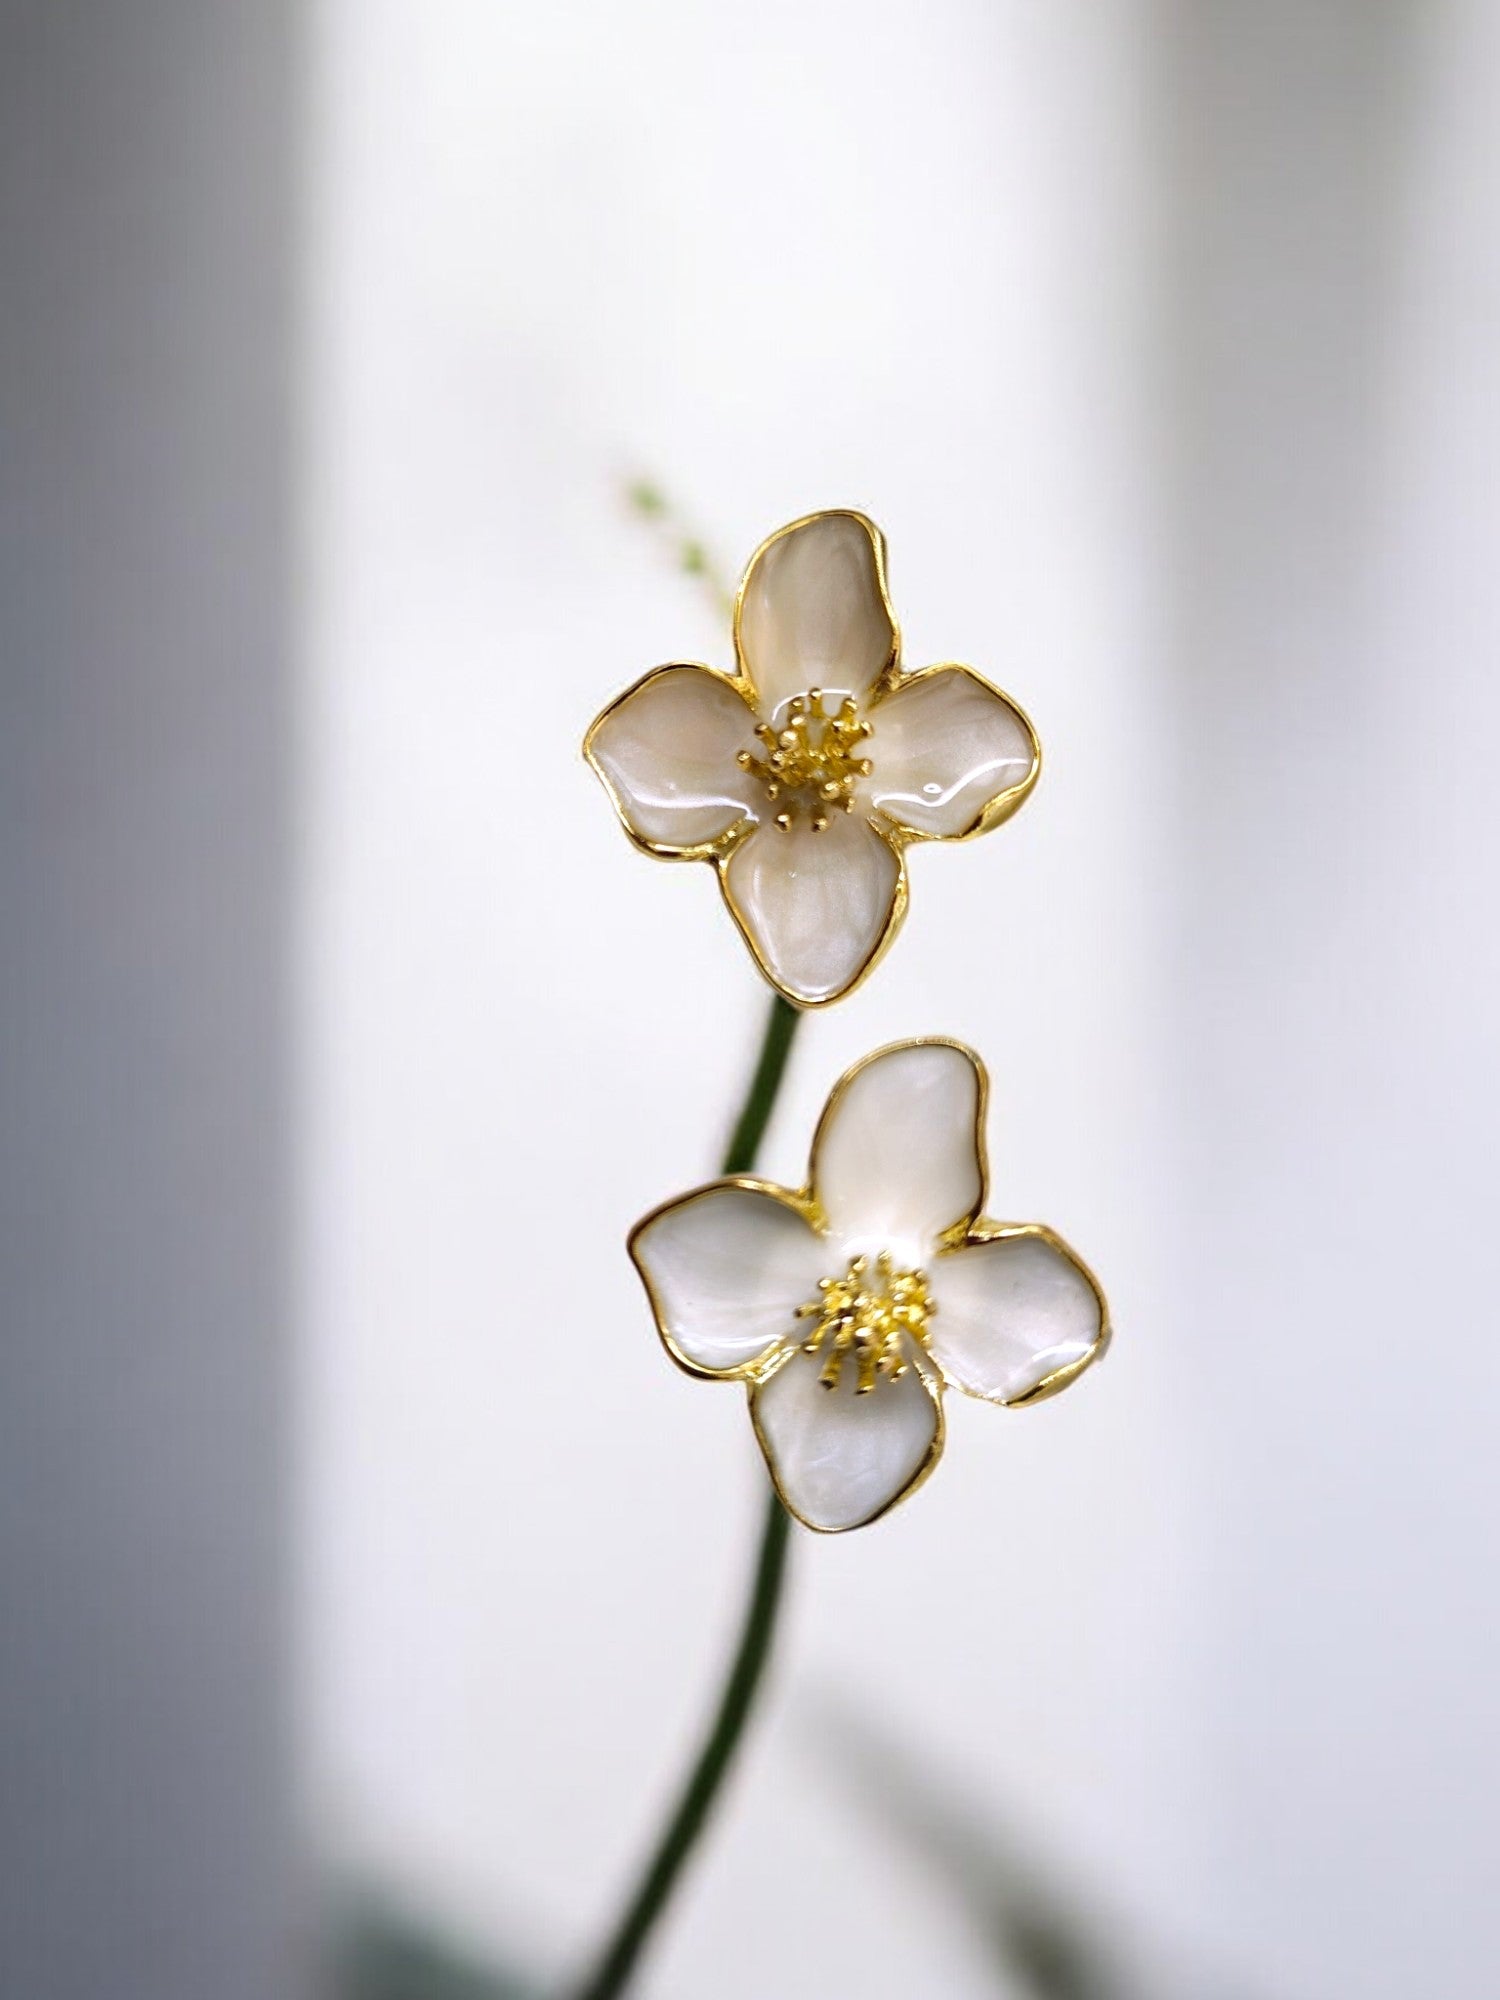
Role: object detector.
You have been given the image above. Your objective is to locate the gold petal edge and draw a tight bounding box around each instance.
[746,1351,948,1535]
[808,1035,991,1238]
[866,661,1043,844]
[730,507,901,709]
[714,818,910,1011]
[932,1217,1114,1407]
[581,661,760,863]
[626,1175,825,1384]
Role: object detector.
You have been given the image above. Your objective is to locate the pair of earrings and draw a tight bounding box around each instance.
[584,510,1110,1532]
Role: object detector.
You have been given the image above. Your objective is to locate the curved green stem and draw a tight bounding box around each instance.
[720,993,801,1177]
[570,994,801,2000]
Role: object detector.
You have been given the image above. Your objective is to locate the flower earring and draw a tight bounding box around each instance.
[569,506,1111,1993]
[585,510,1040,1007]
[585,506,1110,1531]
[629,1039,1108,1533]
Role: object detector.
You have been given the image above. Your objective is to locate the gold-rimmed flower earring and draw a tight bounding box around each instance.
[585,510,1041,1007]
[629,1037,1109,1533]
[566,501,1109,1996]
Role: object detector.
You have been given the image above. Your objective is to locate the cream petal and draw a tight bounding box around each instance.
[587,665,758,854]
[867,666,1039,840]
[928,1228,1106,1405]
[721,814,902,1007]
[629,1181,827,1378]
[750,1344,942,1532]
[736,513,896,714]
[810,1040,984,1262]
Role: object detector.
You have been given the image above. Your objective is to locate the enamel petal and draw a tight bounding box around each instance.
[722,814,902,1007]
[928,1228,1106,1404]
[587,665,758,854]
[750,1344,942,1532]
[867,666,1039,840]
[629,1181,827,1378]
[736,513,896,714]
[811,1040,983,1261]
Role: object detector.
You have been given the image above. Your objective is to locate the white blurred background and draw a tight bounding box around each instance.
[300,2,1500,1996]
[5,4,1498,1998]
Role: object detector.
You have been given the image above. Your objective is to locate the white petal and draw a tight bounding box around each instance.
[751,1345,942,1532]
[587,665,758,853]
[722,815,901,1007]
[736,513,896,714]
[928,1229,1105,1404]
[868,667,1039,840]
[811,1041,983,1262]
[630,1181,826,1377]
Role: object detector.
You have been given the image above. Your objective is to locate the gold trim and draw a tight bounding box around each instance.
[809,1034,990,1243]
[582,661,759,863]
[627,1175,825,1384]
[746,1347,947,1535]
[627,1038,1110,1532]
[714,815,909,1012]
[582,511,1045,1008]
[731,508,900,707]
[866,662,1042,844]
[931,1218,1113,1407]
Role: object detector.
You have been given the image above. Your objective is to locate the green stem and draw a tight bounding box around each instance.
[570,994,802,2000]
[720,993,801,1177]
[623,477,737,622]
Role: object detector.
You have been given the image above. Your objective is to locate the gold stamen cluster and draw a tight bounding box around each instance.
[796,1251,936,1394]
[737,690,874,832]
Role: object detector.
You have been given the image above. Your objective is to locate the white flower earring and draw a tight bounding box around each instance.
[629,1039,1109,1532]
[585,511,1040,1007]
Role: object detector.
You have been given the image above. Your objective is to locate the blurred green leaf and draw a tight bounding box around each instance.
[802,1699,1140,2000]
[622,475,733,619]
[803,1698,1283,2000]
[625,479,667,518]
[323,1892,540,2000]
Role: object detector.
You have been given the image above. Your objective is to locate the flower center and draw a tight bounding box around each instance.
[737,689,874,833]
[795,1251,936,1394]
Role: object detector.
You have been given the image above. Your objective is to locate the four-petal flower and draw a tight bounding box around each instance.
[586,511,1040,1007]
[630,1039,1109,1532]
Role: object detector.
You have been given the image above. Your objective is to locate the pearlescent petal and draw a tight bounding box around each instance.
[811,1041,983,1261]
[736,513,896,713]
[751,1344,942,1532]
[588,665,758,853]
[868,667,1038,839]
[928,1230,1104,1404]
[722,815,901,1007]
[630,1182,826,1377]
